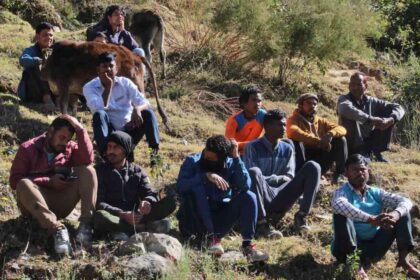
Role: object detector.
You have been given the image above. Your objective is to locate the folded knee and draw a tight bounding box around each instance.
[303,160,321,174]
[93,110,108,121]
[248,167,262,178]
[16,179,35,194]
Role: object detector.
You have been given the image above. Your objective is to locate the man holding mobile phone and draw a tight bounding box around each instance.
[10,115,97,255]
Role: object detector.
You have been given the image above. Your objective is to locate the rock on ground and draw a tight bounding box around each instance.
[123,252,172,278]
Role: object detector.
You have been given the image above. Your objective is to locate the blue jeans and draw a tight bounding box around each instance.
[92,109,160,154]
[332,213,414,266]
[189,187,258,240]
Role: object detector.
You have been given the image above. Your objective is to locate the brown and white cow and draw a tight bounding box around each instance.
[41,40,170,131]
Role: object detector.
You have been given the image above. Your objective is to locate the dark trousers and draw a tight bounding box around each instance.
[92,109,160,154]
[94,196,176,235]
[19,67,52,103]
[332,213,414,266]
[187,187,258,240]
[295,137,348,175]
[249,161,321,220]
[356,127,393,156]
[211,191,258,240]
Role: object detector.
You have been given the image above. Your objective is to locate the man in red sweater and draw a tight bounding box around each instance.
[9,115,97,255]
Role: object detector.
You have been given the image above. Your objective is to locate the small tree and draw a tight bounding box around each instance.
[210,0,383,86]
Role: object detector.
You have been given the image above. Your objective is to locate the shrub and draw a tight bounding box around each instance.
[210,0,383,87]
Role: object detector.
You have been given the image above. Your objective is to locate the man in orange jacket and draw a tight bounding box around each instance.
[287,93,348,184]
[225,85,266,155]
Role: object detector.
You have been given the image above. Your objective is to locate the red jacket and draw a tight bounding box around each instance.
[9,129,94,190]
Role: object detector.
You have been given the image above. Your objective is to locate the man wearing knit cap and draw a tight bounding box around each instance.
[93,131,175,240]
[287,93,348,184]
[83,52,160,162]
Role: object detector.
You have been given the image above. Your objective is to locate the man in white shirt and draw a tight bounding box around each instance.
[83,52,159,158]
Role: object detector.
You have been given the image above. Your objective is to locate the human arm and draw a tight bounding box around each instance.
[177,156,207,194]
[126,79,150,127]
[337,95,371,123]
[332,187,374,222]
[61,115,94,166]
[229,141,251,192]
[83,80,106,113]
[136,166,159,214]
[286,117,322,147]
[19,47,43,68]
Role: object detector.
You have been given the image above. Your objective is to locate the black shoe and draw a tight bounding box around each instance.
[294,211,311,232]
[373,152,389,163]
[256,221,283,239]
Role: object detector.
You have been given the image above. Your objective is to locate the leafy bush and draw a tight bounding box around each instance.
[1,0,63,28]
[372,0,420,56]
[385,52,420,149]
[210,0,382,87]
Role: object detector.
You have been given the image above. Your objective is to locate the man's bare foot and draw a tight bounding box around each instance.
[357,266,369,280]
[397,260,420,278]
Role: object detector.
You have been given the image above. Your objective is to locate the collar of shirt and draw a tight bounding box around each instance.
[346,182,371,199]
[261,136,280,153]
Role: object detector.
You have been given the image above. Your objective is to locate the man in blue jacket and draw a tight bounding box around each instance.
[17,22,55,110]
[177,135,269,262]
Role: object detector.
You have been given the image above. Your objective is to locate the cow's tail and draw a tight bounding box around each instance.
[139,56,173,134]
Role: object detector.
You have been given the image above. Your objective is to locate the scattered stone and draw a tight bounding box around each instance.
[123,252,172,278]
[119,233,183,261]
[219,251,246,264]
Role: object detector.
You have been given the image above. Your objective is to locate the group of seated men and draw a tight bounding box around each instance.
[10,5,418,278]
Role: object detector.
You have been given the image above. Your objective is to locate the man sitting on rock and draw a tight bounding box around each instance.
[94,131,175,240]
[177,135,269,262]
[244,109,321,235]
[287,93,347,184]
[331,154,419,279]
[9,115,97,255]
[83,52,159,159]
[17,22,56,111]
[337,72,405,162]
[225,85,266,155]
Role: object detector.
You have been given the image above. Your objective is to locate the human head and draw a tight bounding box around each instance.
[105,5,125,30]
[344,154,369,189]
[239,85,262,115]
[97,52,117,80]
[297,93,319,117]
[46,117,75,154]
[349,72,368,99]
[200,135,232,172]
[263,109,287,140]
[35,22,54,49]
[93,32,108,44]
[106,131,134,165]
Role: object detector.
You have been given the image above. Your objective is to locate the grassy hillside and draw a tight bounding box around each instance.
[0,1,419,279]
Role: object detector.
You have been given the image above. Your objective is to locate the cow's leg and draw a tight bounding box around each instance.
[57,82,69,114]
[69,94,79,116]
[155,29,166,79]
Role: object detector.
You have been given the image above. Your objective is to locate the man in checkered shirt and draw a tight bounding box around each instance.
[331,154,419,279]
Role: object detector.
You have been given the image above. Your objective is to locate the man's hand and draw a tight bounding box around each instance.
[376,117,395,131]
[119,211,142,225]
[60,114,83,130]
[98,71,114,90]
[206,173,230,191]
[138,200,151,215]
[127,109,143,128]
[378,211,400,229]
[319,133,333,151]
[229,139,239,158]
[48,174,71,190]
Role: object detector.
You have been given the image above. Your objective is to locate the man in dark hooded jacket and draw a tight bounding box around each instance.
[93,131,175,240]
